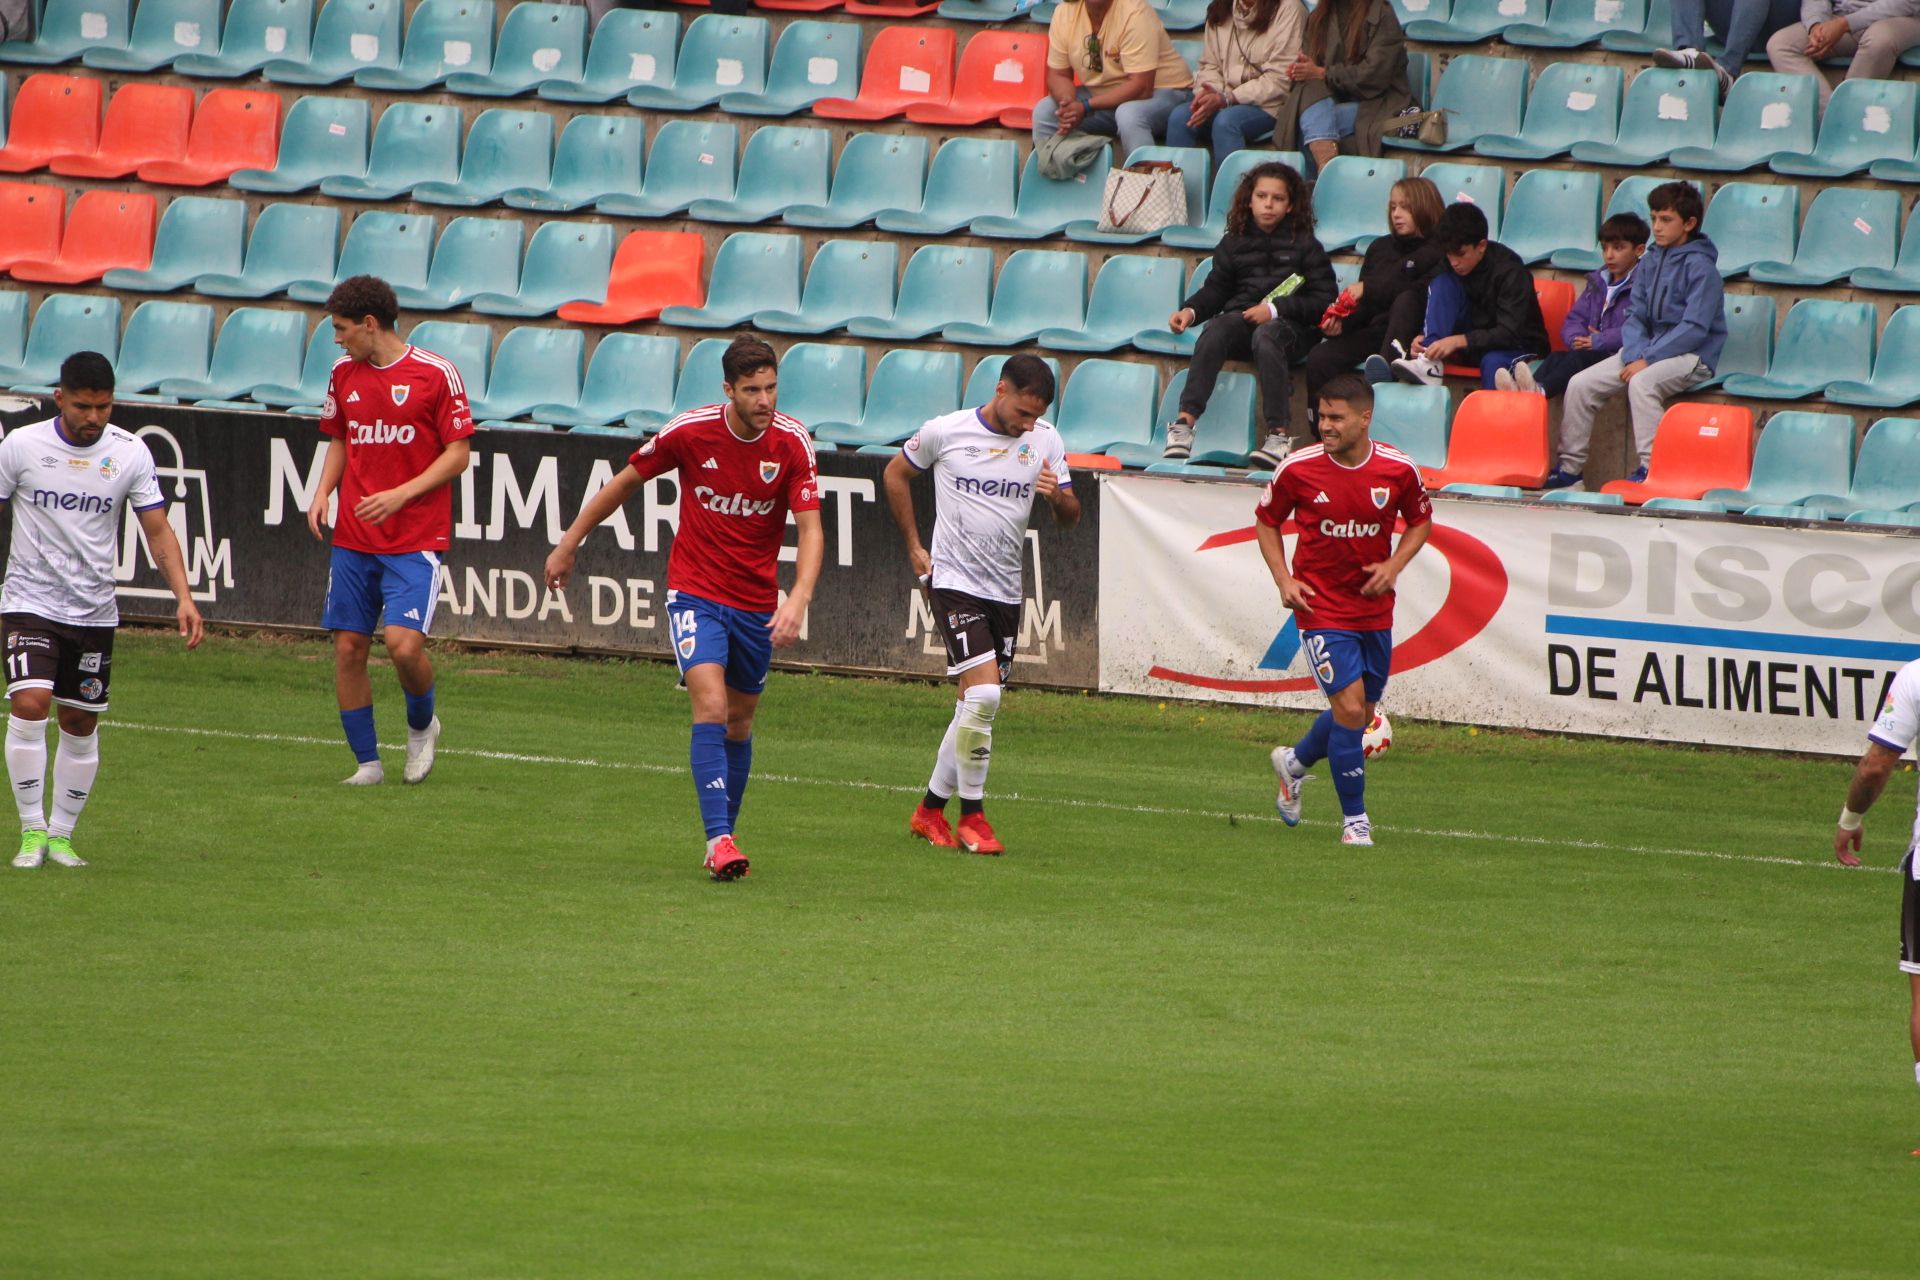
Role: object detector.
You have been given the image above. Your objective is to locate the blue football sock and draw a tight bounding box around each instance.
[404,685,435,732]
[1328,722,1367,819]
[724,735,752,827]
[690,722,731,838]
[340,705,379,764]
[1294,710,1335,768]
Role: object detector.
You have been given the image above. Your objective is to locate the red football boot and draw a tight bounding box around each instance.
[909,804,958,848]
[703,835,749,881]
[955,812,1004,856]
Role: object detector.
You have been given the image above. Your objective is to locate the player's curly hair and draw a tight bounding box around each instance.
[722,335,778,385]
[1223,162,1313,239]
[324,275,400,331]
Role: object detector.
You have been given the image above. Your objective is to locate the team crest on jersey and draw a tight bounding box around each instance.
[759,460,781,484]
[1016,442,1033,466]
[678,636,697,659]
[98,456,118,480]
[78,678,103,700]
[1370,485,1391,509]
[637,437,657,456]
[390,384,411,406]
[321,395,337,419]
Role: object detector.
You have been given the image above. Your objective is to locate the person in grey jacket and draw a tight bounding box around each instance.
[1545,183,1727,490]
[1767,0,1920,106]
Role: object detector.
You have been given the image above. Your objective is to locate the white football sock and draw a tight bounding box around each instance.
[1913,1061,1920,1090]
[48,727,99,840]
[953,684,1002,802]
[926,702,962,799]
[6,714,46,831]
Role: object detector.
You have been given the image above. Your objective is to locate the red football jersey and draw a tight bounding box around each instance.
[318,345,475,554]
[628,405,820,613]
[1254,441,1432,631]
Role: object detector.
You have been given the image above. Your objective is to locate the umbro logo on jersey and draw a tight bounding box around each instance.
[702,458,720,470]
[346,392,361,403]
[1313,491,1331,504]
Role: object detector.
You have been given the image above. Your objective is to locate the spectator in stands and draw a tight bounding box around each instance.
[1766,0,1920,106]
[1162,161,1336,467]
[1544,183,1725,489]
[1303,176,1444,412]
[1497,212,1648,399]
[1653,0,1800,92]
[1268,0,1416,177]
[1369,201,1548,391]
[1165,0,1308,176]
[1033,0,1196,160]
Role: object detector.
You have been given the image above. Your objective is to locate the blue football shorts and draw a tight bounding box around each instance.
[322,546,444,636]
[1302,628,1393,702]
[667,590,774,695]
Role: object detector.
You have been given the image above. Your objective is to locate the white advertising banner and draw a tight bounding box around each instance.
[1098,473,1920,756]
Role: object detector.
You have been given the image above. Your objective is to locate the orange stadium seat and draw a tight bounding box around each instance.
[1419,389,1550,488]
[844,0,942,15]
[905,31,1046,126]
[814,26,954,121]
[1601,403,1756,505]
[557,229,703,326]
[48,82,192,179]
[0,74,103,174]
[139,89,283,187]
[0,182,65,273]
[9,190,157,284]
[1444,276,1577,376]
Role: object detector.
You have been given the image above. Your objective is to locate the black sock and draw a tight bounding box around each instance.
[923,790,948,811]
[960,798,985,816]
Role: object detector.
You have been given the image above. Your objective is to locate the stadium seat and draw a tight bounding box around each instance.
[904,30,1044,126]
[1312,156,1406,252]
[1382,55,1526,154]
[1775,77,1917,177]
[469,221,613,317]
[1719,299,1874,400]
[1403,0,1546,41]
[662,337,730,421]
[0,0,129,64]
[100,300,214,400]
[1064,145,1206,244]
[1701,410,1854,507]
[944,250,1087,347]
[937,0,1032,21]
[1497,169,1599,266]
[595,120,736,218]
[502,114,641,213]
[1419,160,1506,233]
[812,348,962,449]
[1825,306,1920,408]
[1741,502,1828,518]
[760,0,845,13]
[1035,254,1183,353]
[783,131,927,229]
[1636,497,1731,512]
[1598,0,1673,50]
[965,354,1062,423]
[407,321,491,401]
[157,304,307,402]
[757,239,898,335]
[228,95,366,193]
[0,293,24,373]
[284,210,434,303]
[1535,278,1577,354]
[1569,68,1718,167]
[451,2,586,96]
[319,102,459,200]
[689,125,829,223]
[659,231,801,329]
[1539,489,1627,505]
[1140,370,1257,467]
[1843,509,1920,527]
[627,14,768,111]
[1851,202,1920,293]
[1440,483,1524,498]
[1547,175,1668,271]
[413,109,553,207]
[47,82,191,179]
[846,244,991,341]
[527,332,677,430]
[470,326,585,423]
[81,0,218,70]
[1474,62,1622,161]
[248,320,339,408]
[1667,72,1816,171]
[1697,182,1797,278]
[1801,417,1920,513]
[0,74,102,174]
[1370,383,1451,468]
[0,294,120,388]
[1418,390,1550,488]
[351,0,495,90]
[973,144,1113,240]
[391,216,523,311]
[1505,0,1651,46]
[1051,359,1160,457]
[720,19,859,116]
[1162,149,1303,249]
[101,194,244,292]
[138,89,282,186]
[874,137,1017,236]
[558,229,703,325]
[1133,258,1211,356]
[1747,186,1896,287]
[774,343,866,433]
[196,202,338,298]
[174,0,314,78]
[1600,403,1754,503]
[845,0,940,16]
[1695,293,1774,389]
[539,9,676,103]
[9,190,154,284]
[814,25,955,121]
[263,0,402,84]
[0,183,64,273]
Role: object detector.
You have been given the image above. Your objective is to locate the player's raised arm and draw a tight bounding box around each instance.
[545,464,647,592]
[135,506,204,649]
[882,450,932,582]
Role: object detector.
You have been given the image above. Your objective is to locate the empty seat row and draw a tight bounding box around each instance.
[0,77,279,184]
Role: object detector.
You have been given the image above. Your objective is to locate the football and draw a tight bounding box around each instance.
[1362,711,1393,758]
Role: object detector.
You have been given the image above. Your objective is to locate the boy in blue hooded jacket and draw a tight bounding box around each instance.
[1544,183,1726,489]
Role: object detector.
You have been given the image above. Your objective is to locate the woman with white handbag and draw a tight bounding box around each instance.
[1165,0,1307,177]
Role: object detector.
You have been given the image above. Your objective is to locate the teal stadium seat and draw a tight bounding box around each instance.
[627,14,768,112]
[0,294,120,388]
[1403,0,1546,41]
[1506,0,1651,46]
[1051,359,1160,456]
[468,221,614,317]
[471,327,585,423]
[1389,0,1447,25]
[502,114,641,213]
[972,144,1112,240]
[1718,299,1874,400]
[319,102,459,200]
[1698,181,1797,278]
[1571,68,1717,167]
[1370,383,1450,468]
[1780,77,1917,177]
[110,301,215,400]
[1419,160,1505,235]
[263,0,402,84]
[195,202,337,298]
[1162,148,1302,250]
[1497,168,1599,265]
[875,137,1017,236]
[1035,254,1183,353]
[0,293,26,370]
[1667,72,1816,171]
[354,0,494,91]
[1549,175,1680,271]
[595,120,735,218]
[285,210,434,303]
[1843,509,1920,527]
[84,0,221,71]
[1600,0,1672,50]
[157,305,306,401]
[1064,144,1204,245]
[1638,498,1729,512]
[248,321,339,408]
[1139,371,1256,468]
[775,343,865,434]
[943,250,1087,347]
[812,349,962,449]
[938,0,1029,20]
[1702,410,1854,507]
[1406,51,1430,106]
[540,9,676,104]
[1695,293,1774,389]
[1475,62,1622,161]
[447,2,588,97]
[1311,156,1405,252]
[229,95,368,193]
[1132,257,1211,356]
[1741,502,1830,518]
[688,125,829,224]
[174,0,313,78]
[406,321,492,405]
[659,231,802,329]
[414,109,553,208]
[1748,186,1897,286]
[103,195,245,293]
[531,333,678,430]
[1382,55,1526,154]
[845,244,990,341]
[0,0,129,64]
[783,132,927,229]
[393,216,523,311]
[1539,490,1627,505]
[1802,418,1920,514]
[1826,306,1920,408]
[965,354,1061,422]
[757,239,898,335]
[1851,201,1920,293]
[1443,484,1526,497]
[720,20,859,116]
[663,338,730,422]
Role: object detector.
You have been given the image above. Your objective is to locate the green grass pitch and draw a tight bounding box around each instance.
[1,630,1914,1278]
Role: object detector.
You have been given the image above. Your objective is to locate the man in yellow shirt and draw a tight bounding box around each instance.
[1033,0,1195,159]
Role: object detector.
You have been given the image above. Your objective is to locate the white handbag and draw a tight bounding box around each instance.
[1096,160,1188,235]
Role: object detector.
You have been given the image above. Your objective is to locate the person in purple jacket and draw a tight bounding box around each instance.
[1496,213,1647,399]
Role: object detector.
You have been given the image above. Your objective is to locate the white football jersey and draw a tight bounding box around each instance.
[0,419,164,626]
[1868,657,1920,871]
[901,408,1070,605]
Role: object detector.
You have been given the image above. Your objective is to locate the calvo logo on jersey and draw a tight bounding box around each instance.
[1370,486,1391,510]
[759,460,781,484]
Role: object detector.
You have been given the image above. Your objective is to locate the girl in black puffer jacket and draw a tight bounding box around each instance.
[1162,160,1337,468]
[1303,175,1444,410]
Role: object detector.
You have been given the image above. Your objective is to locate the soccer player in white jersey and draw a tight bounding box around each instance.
[0,352,204,869]
[882,355,1081,856]
[1832,656,1920,1136]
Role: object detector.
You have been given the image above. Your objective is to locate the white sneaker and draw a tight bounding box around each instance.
[1494,366,1517,391]
[341,761,385,786]
[1249,432,1292,469]
[1651,46,1706,68]
[1512,361,1540,394]
[1271,746,1310,827]
[404,716,441,785]
[1390,354,1443,386]
[1162,419,1195,459]
[1341,816,1374,847]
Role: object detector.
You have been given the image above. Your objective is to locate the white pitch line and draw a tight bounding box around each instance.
[108,720,1895,876]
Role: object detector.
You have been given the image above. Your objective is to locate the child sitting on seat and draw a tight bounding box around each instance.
[1497,212,1648,399]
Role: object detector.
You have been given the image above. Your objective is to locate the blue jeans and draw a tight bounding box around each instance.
[1165,101,1276,175]
[1031,87,1194,161]
[1672,0,1799,75]
[1424,270,1536,389]
[1298,98,1360,175]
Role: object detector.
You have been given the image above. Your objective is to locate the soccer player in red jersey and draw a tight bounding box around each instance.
[306,276,474,787]
[544,336,823,882]
[1255,372,1432,845]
